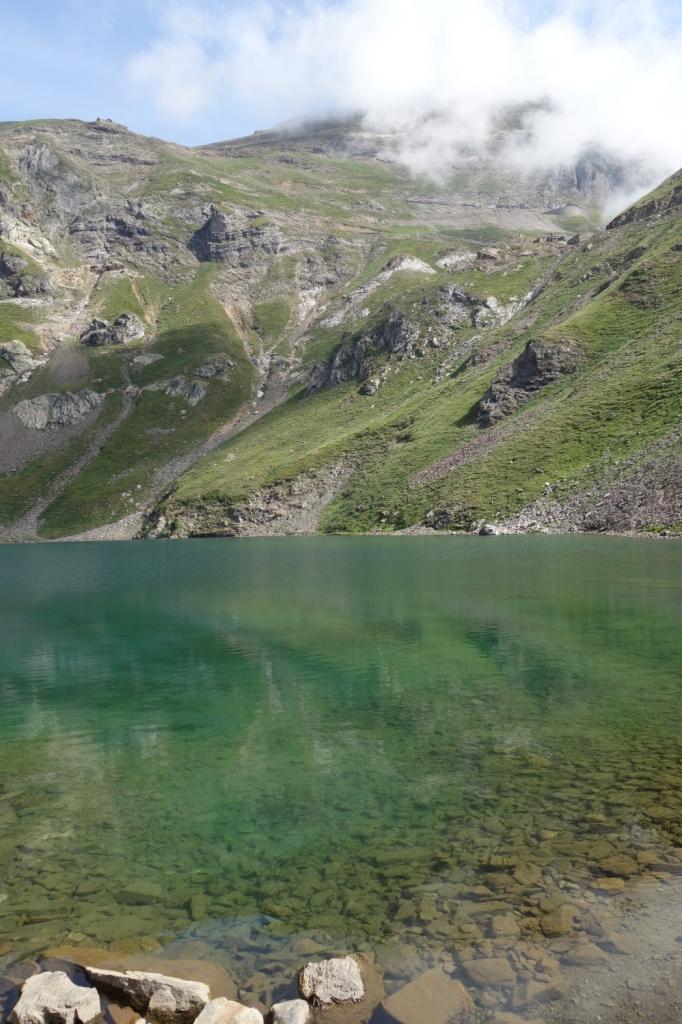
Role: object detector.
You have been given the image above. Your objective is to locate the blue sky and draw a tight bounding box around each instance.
[1,0,681,160]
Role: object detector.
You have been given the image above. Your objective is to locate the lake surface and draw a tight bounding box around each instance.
[1,537,681,1012]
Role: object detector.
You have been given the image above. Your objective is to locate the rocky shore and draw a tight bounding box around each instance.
[2,869,682,1024]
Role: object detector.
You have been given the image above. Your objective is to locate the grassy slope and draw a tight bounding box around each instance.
[165,184,681,534]
[37,268,255,536]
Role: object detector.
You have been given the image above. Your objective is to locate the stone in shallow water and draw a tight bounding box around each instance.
[85,967,209,1024]
[461,958,516,989]
[591,877,625,894]
[490,913,520,938]
[562,942,608,966]
[269,999,311,1024]
[190,997,262,1024]
[540,906,574,937]
[298,958,364,1005]
[599,855,638,877]
[9,971,101,1024]
[118,882,164,907]
[510,978,567,1008]
[380,968,474,1024]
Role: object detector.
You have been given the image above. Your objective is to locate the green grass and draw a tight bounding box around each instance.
[92,275,149,322]
[253,299,291,342]
[0,302,40,349]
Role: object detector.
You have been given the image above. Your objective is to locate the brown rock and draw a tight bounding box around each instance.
[461,958,516,989]
[511,978,567,1008]
[591,877,625,894]
[540,906,574,937]
[490,914,520,939]
[380,968,474,1024]
[562,943,608,966]
[599,855,638,877]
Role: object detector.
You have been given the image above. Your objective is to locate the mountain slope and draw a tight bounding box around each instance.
[0,117,678,539]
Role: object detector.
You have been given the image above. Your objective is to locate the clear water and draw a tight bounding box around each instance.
[1,537,681,1004]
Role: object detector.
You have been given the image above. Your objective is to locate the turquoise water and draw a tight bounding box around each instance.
[0,537,681,1003]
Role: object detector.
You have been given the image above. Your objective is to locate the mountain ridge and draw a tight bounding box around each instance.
[0,118,679,540]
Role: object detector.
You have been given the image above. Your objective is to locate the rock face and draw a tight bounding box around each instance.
[298,957,364,1006]
[190,207,281,265]
[194,1000,262,1024]
[0,250,50,298]
[0,340,47,395]
[307,308,418,394]
[607,169,682,228]
[14,390,103,430]
[81,313,145,347]
[478,339,583,425]
[269,1000,310,1024]
[9,971,101,1024]
[380,968,474,1024]
[85,967,209,1024]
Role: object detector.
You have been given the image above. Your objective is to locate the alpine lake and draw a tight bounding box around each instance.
[1,536,681,1021]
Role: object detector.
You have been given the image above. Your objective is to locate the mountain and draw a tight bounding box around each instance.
[0,117,679,540]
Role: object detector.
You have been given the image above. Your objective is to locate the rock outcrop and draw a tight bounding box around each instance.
[0,341,46,395]
[190,207,281,265]
[478,338,584,425]
[85,967,209,1024]
[14,390,103,430]
[164,377,206,406]
[9,972,101,1024]
[307,308,419,394]
[0,249,50,298]
[81,313,145,347]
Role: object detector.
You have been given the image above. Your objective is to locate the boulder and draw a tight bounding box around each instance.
[380,968,474,1024]
[14,390,103,430]
[81,313,144,347]
[299,958,364,1006]
[194,357,233,379]
[0,341,45,376]
[9,971,101,1024]
[164,377,206,406]
[85,968,209,1024]
[194,1001,262,1024]
[269,1000,310,1024]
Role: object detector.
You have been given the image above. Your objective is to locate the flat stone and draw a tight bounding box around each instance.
[461,958,516,989]
[85,967,209,1024]
[269,1000,310,1024]
[562,943,608,966]
[117,882,163,907]
[540,906,574,937]
[9,971,101,1024]
[599,855,638,877]
[490,914,520,939]
[591,877,625,894]
[193,998,262,1024]
[298,957,363,1005]
[381,968,474,1024]
[511,978,567,1008]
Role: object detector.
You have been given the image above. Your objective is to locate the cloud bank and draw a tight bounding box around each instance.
[129,0,682,182]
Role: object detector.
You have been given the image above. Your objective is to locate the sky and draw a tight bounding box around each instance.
[1,0,681,178]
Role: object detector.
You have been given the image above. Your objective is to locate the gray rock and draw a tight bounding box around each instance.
[478,338,583,426]
[9,971,101,1024]
[269,1001,310,1024]
[14,390,103,430]
[81,313,144,347]
[85,967,209,1024]
[479,524,498,536]
[165,378,206,406]
[0,340,45,375]
[193,999,262,1024]
[194,356,233,379]
[190,206,281,265]
[298,957,364,1006]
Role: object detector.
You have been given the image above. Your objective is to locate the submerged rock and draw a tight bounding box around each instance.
[14,390,103,430]
[9,971,101,1024]
[85,967,209,1024]
[461,957,516,989]
[380,968,473,1024]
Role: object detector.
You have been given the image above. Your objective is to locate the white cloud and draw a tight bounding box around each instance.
[128,0,682,181]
